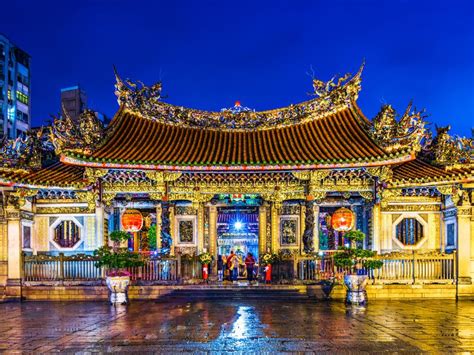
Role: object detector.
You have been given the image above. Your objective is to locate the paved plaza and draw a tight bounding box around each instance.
[0,299,473,353]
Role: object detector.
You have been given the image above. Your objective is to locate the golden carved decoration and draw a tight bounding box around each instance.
[0,129,43,173]
[76,191,98,211]
[11,189,38,207]
[457,206,472,217]
[36,207,92,214]
[367,166,393,182]
[114,63,363,131]
[148,192,164,201]
[144,171,182,183]
[359,191,373,201]
[421,125,473,167]
[371,102,427,153]
[49,108,104,155]
[84,168,109,184]
[382,204,440,212]
[102,192,117,207]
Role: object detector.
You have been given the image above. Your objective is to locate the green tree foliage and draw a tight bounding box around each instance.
[148,225,157,250]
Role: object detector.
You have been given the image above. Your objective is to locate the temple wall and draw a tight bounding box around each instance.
[380,205,442,254]
[31,213,98,254]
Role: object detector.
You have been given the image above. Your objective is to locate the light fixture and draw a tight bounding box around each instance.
[234,221,243,230]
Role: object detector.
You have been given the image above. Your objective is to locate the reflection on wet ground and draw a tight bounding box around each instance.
[0,299,473,352]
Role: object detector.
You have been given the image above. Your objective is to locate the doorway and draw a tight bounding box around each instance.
[217,206,259,260]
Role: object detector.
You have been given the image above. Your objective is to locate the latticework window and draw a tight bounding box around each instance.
[53,220,81,248]
[395,218,423,246]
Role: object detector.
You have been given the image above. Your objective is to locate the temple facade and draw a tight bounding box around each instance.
[0,64,473,298]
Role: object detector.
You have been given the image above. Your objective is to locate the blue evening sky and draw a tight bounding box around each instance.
[2,0,473,136]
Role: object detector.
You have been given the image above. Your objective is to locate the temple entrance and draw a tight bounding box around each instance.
[217,206,259,277]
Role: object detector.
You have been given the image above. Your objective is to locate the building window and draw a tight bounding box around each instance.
[53,220,81,248]
[395,218,424,246]
[446,223,455,247]
[16,91,28,104]
[23,225,31,249]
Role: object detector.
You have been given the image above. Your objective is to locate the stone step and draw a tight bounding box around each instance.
[157,287,311,301]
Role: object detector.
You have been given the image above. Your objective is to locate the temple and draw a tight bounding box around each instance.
[1,63,473,299]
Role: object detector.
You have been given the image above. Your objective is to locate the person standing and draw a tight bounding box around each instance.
[232,253,240,282]
[244,253,256,284]
[227,251,236,282]
[217,255,224,282]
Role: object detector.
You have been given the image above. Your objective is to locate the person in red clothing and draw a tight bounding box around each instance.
[244,252,256,283]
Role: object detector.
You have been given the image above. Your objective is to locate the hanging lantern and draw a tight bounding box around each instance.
[331,207,354,232]
[121,209,144,232]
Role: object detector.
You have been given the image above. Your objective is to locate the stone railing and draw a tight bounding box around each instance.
[23,253,178,283]
[297,251,456,284]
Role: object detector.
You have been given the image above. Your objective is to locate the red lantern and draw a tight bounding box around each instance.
[121,209,144,232]
[331,207,354,232]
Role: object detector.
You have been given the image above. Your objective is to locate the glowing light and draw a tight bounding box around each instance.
[121,209,144,232]
[234,221,243,230]
[331,207,354,232]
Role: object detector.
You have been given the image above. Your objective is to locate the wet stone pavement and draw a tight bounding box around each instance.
[0,299,474,353]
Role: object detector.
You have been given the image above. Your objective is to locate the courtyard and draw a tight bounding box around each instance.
[0,299,473,353]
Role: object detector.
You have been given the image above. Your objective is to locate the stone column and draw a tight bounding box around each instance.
[271,203,279,253]
[299,203,306,255]
[156,204,162,249]
[372,203,381,253]
[313,205,320,252]
[258,205,267,255]
[209,206,217,257]
[0,220,7,286]
[6,209,21,298]
[160,202,172,256]
[95,205,105,246]
[197,203,205,254]
[169,204,175,256]
[457,206,472,284]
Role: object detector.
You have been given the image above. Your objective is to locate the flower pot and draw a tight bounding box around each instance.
[343,274,368,305]
[106,275,130,304]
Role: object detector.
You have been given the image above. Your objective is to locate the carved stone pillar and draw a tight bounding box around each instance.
[457,206,473,284]
[271,203,279,253]
[6,208,21,298]
[259,205,267,255]
[0,219,7,285]
[300,203,306,255]
[160,201,172,256]
[209,206,217,257]
[372,203,381,253]
[198,203,205,254]
[302,200,315,254]
[313,205,320,252]
[156,204,162,249]
[95,204,105,246]
[169,204,175,256]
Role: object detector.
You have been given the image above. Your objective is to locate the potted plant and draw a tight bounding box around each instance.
[333,230,383,305]
[198,252,212,282]
[94,230,144,304]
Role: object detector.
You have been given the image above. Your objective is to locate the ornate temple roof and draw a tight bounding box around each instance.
[0,63,472,188]
[0,162,85,188]
[61,105,412,171]
[391,159,473,186]
[58,64,426,171]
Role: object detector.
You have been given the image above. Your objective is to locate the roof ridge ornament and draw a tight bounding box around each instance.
[0,129,43,173]
[370,102,427,153]
[113,63,364,130]
[49,107,104,155]
[420,125,473,169]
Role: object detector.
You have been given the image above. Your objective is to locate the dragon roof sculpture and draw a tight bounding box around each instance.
[113,63,364,130]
